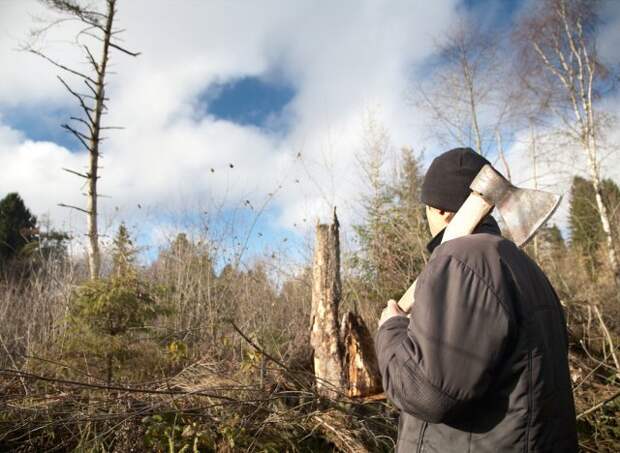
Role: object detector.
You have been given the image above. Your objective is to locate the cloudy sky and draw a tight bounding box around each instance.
[0,0,618,261]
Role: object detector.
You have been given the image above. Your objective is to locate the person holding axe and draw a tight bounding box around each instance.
[375,148,577,452]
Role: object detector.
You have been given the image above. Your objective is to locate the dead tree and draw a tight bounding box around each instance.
[310,210,345,397]
[311,210,382,398]
[516,0,620,291]
[28,0,139,280]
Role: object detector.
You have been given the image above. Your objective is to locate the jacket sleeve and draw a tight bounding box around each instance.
[375,254,512,423]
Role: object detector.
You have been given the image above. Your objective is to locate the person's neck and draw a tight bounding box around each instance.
[426,215,501,254]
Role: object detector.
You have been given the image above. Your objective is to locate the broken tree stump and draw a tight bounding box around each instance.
[311,210,345,397]
[310,209,383,399]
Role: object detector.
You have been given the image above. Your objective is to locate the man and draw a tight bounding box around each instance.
[375,148,578,452]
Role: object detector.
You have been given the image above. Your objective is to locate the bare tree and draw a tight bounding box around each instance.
[516,0,620,290]
[27,0,139,280]
[415,19,518,165]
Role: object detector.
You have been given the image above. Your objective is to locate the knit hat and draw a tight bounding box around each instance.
[421,147,491,212]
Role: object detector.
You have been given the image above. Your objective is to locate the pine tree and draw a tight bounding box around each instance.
[112,223,137,277]
[353,147,430,303]
[0,193,37,264]
[67,225,167,384]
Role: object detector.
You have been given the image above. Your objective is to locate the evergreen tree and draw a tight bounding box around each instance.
[353,148,430,303]
[112,223,137,277]
[67,225,167,384]
[569,176,620,272]
[0,193,37,264]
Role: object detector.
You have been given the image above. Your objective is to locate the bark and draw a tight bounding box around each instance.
[87,0,115,280]
[310,210,345,397]
[340,311,382,398]
[463,60,483,154]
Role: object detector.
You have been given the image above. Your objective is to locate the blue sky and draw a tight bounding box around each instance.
[0,0,619,264]
[203,76,295,133]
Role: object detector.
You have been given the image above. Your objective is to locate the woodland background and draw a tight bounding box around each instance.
[0,0,619,451]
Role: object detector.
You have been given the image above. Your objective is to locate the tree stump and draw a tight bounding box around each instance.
[310,210,345,397]
[310,210,383,399]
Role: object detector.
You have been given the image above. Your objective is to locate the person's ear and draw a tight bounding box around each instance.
[439,209,455,222]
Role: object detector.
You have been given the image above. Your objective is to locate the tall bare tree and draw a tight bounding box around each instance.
[516,0,620,290]
[27,0,139,279]
[415,20,518,165]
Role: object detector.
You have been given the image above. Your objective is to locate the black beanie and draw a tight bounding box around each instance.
[421,147,491,212]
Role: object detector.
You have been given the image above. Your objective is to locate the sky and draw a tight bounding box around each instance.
[0,0,618,264]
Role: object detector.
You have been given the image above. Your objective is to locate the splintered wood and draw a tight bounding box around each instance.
[310,210,382,399]
[341,312,383,397]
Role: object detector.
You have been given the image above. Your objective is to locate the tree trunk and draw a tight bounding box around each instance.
[310,210,345,397]
[87,0,115,280]
[588,157,620,290]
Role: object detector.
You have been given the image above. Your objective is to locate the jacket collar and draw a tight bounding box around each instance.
[426,215,502,254]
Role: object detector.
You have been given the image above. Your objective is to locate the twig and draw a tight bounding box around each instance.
[0,369,237,401]
[577,389,620,419]
[0,335,28,395]
[230,321,289,370]
[592,305,620,378]
[58,203,90,214]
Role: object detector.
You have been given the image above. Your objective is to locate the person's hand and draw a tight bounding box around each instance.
[378,299,407,328]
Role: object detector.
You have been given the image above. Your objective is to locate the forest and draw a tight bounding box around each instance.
[0,0,619,452]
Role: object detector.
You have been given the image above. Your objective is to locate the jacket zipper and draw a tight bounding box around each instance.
[416,422,428,453]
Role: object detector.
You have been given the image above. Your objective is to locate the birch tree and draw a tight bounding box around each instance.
[27,0,139,280]
[415,20,518,164]
[516,0,620,290]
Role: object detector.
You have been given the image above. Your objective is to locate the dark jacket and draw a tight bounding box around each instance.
[375,217,577,453]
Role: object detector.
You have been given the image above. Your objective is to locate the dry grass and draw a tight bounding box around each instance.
[0,234,618,452]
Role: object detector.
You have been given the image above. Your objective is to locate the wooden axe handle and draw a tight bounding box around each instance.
[397,192,493,313]
[441,192,494,243]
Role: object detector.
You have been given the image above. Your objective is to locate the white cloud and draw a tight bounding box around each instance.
[0,0,459,244]
[1,0,618,256]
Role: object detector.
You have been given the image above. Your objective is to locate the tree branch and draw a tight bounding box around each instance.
[62,167,89,179]
[61,123,91,151]
[577,389,620,419]
[57,76,95,125]
[29,49,97,85]
[58,203,90,214]
[108,41,140,57]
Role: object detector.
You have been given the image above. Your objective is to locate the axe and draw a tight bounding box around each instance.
[397,164,562,313]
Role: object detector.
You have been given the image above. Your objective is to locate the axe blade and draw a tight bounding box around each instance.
[496,187,562,247]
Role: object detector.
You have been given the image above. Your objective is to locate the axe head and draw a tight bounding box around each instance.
[470,165,562,247]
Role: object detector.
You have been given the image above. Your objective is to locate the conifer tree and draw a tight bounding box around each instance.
[67,224,166,384]
[0,193,37,264]
[353,147,430,303]
[569,176,620,272]
[112,223,136,277]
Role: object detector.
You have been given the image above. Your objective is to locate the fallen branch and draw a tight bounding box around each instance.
[230,321,289,370]
[0,369,237,401]
[577,389,620,419]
